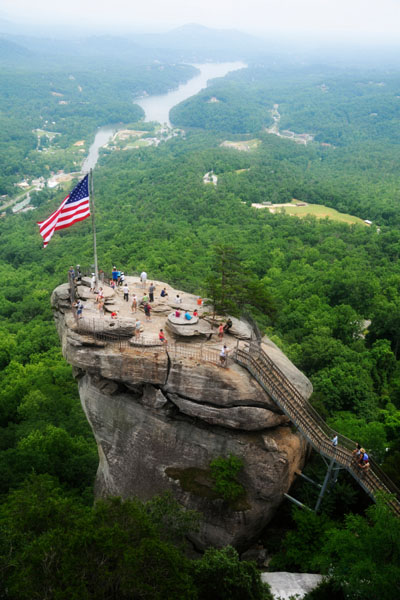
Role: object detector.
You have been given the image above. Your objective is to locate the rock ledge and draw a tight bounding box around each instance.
[52,276,312,549]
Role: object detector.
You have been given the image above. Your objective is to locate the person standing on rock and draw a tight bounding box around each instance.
[218,323,224,340]
[135,318,141,338]
[112,267,119,286]
[131,294,138,313]
[73,300,84,322]
[148,282,156,302]
[76,265,82,283]
[144,302,152,322]
[68,266,75,280]
[123,283,129,302]
[219,345,229,367]
[140,271,147,288]
[159,329,167,345]
[90,273,96,293]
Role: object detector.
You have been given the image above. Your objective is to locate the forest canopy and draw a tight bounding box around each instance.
[1,42,400,598]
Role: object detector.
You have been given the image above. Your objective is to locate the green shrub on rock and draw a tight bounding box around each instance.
[210,454,245,505]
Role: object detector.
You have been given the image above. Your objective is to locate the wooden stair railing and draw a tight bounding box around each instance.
[233,343,400,516]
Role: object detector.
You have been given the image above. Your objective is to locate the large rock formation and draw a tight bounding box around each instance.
[52,277,312,550]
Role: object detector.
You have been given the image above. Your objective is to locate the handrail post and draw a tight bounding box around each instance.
[315,457,336,512]
[234,338,239,361]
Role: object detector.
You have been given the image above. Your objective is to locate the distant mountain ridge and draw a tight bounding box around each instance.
[0,22,264,65]
[135,23,263,53]
[0,36,33,62]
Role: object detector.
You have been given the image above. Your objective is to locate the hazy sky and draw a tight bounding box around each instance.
[2,0,400,40]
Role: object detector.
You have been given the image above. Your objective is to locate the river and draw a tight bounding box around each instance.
[81,61,246,173]
[81,125,117,174]
[136,61,246,126]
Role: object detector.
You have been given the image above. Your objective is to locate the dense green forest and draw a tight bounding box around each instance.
[2,39,400,598]
[171,65,400,226]
[0,62,196,195]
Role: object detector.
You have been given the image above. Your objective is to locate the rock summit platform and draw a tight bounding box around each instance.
[62,275,253,347]
[51,274,313,550]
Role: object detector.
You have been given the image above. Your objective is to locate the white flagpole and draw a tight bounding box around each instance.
[89,169,99,287]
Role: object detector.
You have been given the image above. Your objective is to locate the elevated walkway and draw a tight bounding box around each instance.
[233,342,400,516]
[68,269,400,515]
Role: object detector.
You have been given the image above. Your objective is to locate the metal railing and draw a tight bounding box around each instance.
[70,281,400,513]
[74,319,222,365]
[233,342,400,515]
[168,343,221,365]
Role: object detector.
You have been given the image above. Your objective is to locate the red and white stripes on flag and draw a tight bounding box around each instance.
[37,174,90,247]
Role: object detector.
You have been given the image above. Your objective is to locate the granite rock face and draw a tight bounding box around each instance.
[52,280,312,550]
[168,393,290,430]
[261,336,313,400]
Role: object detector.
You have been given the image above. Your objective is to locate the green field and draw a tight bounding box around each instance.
[276,203,368,226]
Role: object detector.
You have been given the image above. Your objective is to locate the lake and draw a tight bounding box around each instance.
[81,61,247,173]
[136,61,246,126]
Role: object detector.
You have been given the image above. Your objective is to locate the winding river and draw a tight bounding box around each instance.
[81,61,246,173]
[136,61,246,126]
[81,125,117,174]
[7,62,246,213]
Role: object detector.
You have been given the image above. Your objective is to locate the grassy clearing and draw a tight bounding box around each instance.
[221,139,260,152]
[278,204,367,225]
[253,202,367,226]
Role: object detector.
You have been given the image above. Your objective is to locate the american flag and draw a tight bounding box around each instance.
[37,175,90,247]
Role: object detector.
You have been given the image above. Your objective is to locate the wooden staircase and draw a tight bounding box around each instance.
[233,342,400,516]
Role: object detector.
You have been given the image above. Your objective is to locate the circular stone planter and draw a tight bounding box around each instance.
[168,313,199,326]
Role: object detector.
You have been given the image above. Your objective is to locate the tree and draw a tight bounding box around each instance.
[316,494,400,600]
[303,579,345,600]
[327,411,387,461]
[0,475,198,600]
[367,298,400,359]
[1,475,271,600]
[311,362,377,415]
[205,244,276,319]
[268,508,335,572]
[192,545,272,600]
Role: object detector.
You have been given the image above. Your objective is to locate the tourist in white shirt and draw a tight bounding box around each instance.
[140,271,147,288]
[219,345,229,367]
